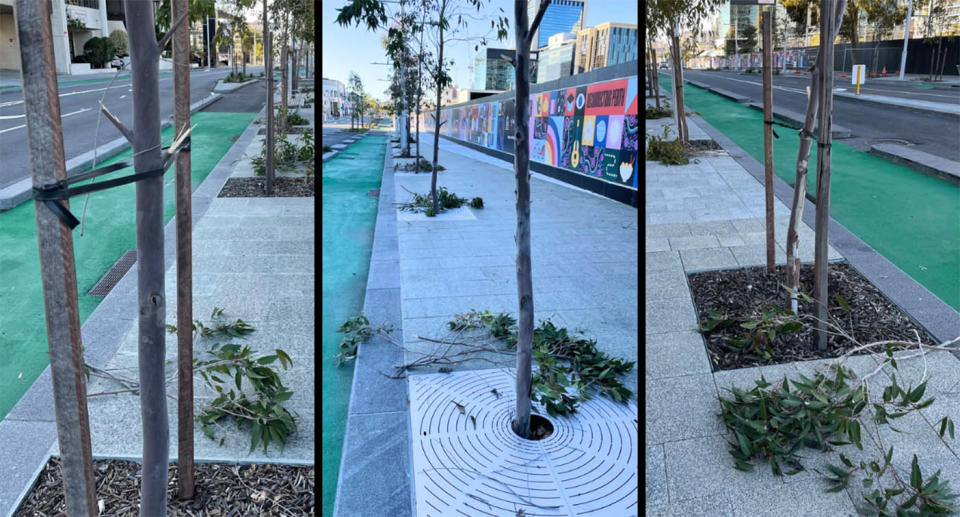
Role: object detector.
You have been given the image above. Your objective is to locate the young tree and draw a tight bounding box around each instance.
[741,23,758,53]
[241,25,255,76]
[922,0,950,80]
[349,71,366,128]
[424,0,509,213]
[861,0,906,73]
[783,0,847,323]
[648,0,726,144]
[839,0,861,64]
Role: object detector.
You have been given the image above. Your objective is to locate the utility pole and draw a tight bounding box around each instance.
[762,6,775,273]
[814,0,836,351]
[172,0,194,500]
[264,1,275,196]
[14,1,96,514]
[899,0,913,80]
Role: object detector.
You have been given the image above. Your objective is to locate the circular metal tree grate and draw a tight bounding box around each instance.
[409,368,638,516]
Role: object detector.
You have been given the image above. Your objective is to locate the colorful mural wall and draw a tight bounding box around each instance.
[421,76,639,189]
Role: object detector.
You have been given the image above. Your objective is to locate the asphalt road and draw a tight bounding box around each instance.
[677,69,960,161]
[321,118,389,148]
[0,66,264,190]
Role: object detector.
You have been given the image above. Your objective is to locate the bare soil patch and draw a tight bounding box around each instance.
[688,262,936,371]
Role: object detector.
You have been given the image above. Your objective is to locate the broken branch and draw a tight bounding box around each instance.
[157,9,191,52]
[99,102,134,144]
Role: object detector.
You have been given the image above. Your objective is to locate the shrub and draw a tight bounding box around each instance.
[322,145,332,153]
[645,105,673,119]
[83,37,115,69]
[469,197,484,209]
[108,30,128,57]
[646,126,689,165]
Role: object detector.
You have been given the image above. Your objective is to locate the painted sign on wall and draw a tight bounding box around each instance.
[422,76,639,189]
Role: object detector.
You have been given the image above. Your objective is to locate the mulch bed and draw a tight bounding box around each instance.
[218,177,314,198]
[688,262,936,371]
[14,457,314,516]
[257,127,313,135]
[686,139,722,152]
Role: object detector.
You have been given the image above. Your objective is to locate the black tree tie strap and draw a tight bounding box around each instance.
[763,120,780,139]
[33,144,182,229]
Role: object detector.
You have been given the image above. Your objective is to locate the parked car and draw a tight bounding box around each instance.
[110,56,126,70]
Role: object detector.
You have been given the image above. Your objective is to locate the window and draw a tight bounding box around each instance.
[67,0,99,8]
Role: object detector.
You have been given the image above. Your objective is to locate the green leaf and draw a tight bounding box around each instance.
[276,349,292,369]
[235,371,242,391]
[910,455,922,490]
[950,419,955,440]
[256,354,278,365]
[250,421,261,453]
[740,321,759,330]
[862,478,873,489]
[833,292,850,311]
[201,424,215,440]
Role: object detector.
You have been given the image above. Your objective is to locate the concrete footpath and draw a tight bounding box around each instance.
[0,105,314,515]
[644,109,960,515]
[335,130,639,516]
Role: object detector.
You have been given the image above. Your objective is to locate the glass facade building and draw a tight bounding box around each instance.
[474,47,537,90]
[528,0,587,50]
[536,39,576,83]
[574,22,638,74]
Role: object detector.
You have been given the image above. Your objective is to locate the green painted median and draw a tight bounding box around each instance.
[659,75,960,311]
[0,111,255,421]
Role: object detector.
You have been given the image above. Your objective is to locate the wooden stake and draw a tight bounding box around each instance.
[762,9,775,273]
[124,2,170,514]
[815,0,837,352]
[14,1,96,514]
[172,0,194,500]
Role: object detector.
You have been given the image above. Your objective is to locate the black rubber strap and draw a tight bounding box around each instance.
[763,120,780,139]
[33,144,182,229]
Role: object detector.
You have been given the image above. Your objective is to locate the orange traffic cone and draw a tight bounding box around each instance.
[882,65,887,77]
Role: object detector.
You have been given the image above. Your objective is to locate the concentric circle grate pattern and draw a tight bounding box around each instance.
[409,368,638,516]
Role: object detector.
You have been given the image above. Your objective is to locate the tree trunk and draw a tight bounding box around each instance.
[814,0,837,352]
[279,14,289,135]
[14,1,97,514]
[785,0,847,313]
[670,27,688,143]
[263,0,274,196]
[172,0,194,501]
[652,47,661,109]
[511,0,534,440]
[430,1,446,214]
[415,6,425,174]
[124,2,170,514]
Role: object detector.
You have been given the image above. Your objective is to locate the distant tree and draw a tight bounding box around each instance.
[109,29,129,57]
[84,37,115,69]
[741,23,758,53]
[839,0,861,63]
[349,71,366,128]
[861,0,905,73]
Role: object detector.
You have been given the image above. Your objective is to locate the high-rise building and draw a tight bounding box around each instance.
[537,32,577,83]
[473,47,537,91]
[574,22,638,74]
[528,0,587,50]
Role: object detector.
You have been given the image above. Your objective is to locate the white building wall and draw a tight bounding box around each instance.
[0,8,18,70]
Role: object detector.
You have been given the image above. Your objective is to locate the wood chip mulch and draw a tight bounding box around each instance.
[14,457,314,516]
[688,262,936,371]
[218,177,314,198]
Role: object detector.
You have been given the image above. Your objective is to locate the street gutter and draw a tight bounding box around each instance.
[0,93,222,211]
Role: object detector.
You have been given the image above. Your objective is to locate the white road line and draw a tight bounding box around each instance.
[62,108,92,118]
[0,114,24,120]
[702,72,960,101]
[0,83,131,109]
[0,124,25,134]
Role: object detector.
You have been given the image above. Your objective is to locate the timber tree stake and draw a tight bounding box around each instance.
[172,0,194,500]
[762,8,775,273]
[814,0,837,352]
[15,1,96,514]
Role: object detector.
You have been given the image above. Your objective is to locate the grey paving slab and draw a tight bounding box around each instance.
[645,331,711,380]
[646,267,691,301]
[334,411,413,517]
[646,373,724,445]
[646,250,684,272]
[646,445,669,508]
[669,234,722,250]
[662,433,784,502]
[646,297,699,335]
[0,420,56,516]
[680,247,740,272]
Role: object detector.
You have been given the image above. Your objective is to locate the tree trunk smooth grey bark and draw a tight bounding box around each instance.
[172,0,194,500]
[15,1,97,514]
[652,47,661,109]
[511,0,538,440]
[430,0,446,214]
[125,1,170,514]
[814,0,836,352]
[762,9,775,273]
[264,0,274,196]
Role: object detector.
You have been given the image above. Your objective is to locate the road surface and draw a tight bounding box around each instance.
[677,69,960,161]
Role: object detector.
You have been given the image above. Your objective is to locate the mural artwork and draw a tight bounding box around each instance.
[420,76,638,189]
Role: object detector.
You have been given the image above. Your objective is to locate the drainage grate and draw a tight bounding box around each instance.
[87,250,136,296]
[409,368,638,516]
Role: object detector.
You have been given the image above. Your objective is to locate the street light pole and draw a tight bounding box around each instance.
[399,0,408,153]
[899,0,913,80]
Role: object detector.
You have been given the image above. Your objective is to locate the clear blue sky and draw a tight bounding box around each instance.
[321,0,638,101]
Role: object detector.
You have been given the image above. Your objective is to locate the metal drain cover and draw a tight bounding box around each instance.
[409,368,638,516]
[87,250,136,296]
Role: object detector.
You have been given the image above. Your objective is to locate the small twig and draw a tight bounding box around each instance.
[157,9,190,52]
[99,102,134,143]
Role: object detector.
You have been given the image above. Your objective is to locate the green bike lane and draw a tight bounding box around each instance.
[659,75,960,311]
[0,111,256,421]
[321,132,385,517]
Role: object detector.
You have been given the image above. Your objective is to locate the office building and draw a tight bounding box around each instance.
[473,47,537,91]
[323,78,346,121]
[528,0,587,50]
[574,22,638,74]
[537,32,576,83]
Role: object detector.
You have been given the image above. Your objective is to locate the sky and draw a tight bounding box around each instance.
[321,0,639,101]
